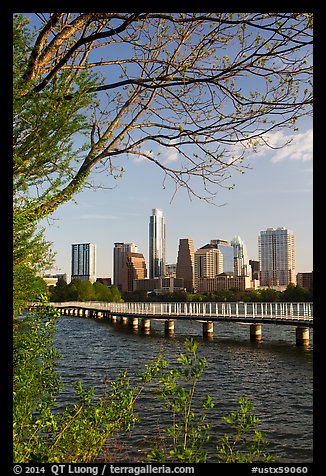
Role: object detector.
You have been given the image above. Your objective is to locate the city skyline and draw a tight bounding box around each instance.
[52,209,310,283]
[41,121,313,279]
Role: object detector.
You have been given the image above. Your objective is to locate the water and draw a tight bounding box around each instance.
[52,314,313,463]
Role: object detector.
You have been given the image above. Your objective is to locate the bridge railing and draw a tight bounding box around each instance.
[52,301,313,321]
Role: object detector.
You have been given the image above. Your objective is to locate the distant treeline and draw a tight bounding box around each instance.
[50,278,123,302]
[50,279,312,303]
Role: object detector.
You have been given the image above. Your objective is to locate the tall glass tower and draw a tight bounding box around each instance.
[149,208,165,278]
[71,243,96,283]
[231,235,250,276]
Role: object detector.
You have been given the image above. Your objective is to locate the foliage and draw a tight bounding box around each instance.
[13,211,55,317]
[280,283,312,302]
[13,266,48,317]
[14,313,274,463]
[13,13,99,224]
[122,284,312,304]
[13,217,55,272]
[146,338,273,463]
[50,279,123,302]
[147,338,214,463]
[13,305,164,463]
[216,396,274,463]
[13,303,62,461]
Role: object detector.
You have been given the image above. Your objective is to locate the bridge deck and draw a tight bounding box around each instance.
[51,301,313,328]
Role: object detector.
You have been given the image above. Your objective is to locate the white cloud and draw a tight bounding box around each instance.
[160,139,180,163]
[264,129,313,163]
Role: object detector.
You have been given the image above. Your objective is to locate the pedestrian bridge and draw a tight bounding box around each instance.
[52,301,313,346]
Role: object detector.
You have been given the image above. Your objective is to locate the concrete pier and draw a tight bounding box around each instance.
[142,318,151,331]
[54,301,312,346]
[250,324,262,342]
[203,321,214,337]
[165,320,175,335]
[296,326,310,346]
[130,317,139,329]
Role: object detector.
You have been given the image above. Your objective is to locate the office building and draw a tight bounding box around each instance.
[249,260,260,281]
[231,235,250,276]
[121,252,147,292]
[210,239,234,273]
[259,227,296,287]
[149,208,165,278]
[196,274,251,293]
[176,238,195,292]
[71,243,96,283]
[134,276,185,294]
[165,263,177,277]
[113,242,138,289]
[194,244,223,290]
[296,272,313,290]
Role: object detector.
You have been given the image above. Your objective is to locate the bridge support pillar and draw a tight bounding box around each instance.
[165,320,175,335]
[296,326,309,346]
[130,317,139,329]
[250,324,262,342]
[104,311,109,320]
[203,321,214,338]
[142,318,151,331]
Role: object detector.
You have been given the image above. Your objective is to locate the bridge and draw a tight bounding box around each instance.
[52,301,313,346]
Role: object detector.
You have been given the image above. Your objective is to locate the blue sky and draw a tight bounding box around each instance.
[26,13,312,280]
[42,119,313,279]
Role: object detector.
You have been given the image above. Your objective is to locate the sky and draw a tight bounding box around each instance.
[42,120,313,280]
[27,13,312,281]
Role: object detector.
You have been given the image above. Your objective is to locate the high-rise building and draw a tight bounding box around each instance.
[176,238,195,292]
[259,227,296,287]
[121,252,147,292]
[249,260,260,281]
[194,244,223,291]
[113,242,138,289]
[296,272,313,290]
[71,243,96,283]
[210,239,234,273]
[231,235,250,276]
[149,208,165,278]
[165,263,177,277]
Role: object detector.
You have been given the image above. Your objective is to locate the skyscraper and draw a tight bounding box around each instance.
[259,227,296,287]
[194,244,223,285]
[121,252,147,292]
[176,238,195,292]
[113,242,138,289]
[71,243,96,283]
[231,235,250,276]
[149,208,165,278]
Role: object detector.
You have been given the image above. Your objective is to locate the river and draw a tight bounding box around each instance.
[52,313,313,463]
